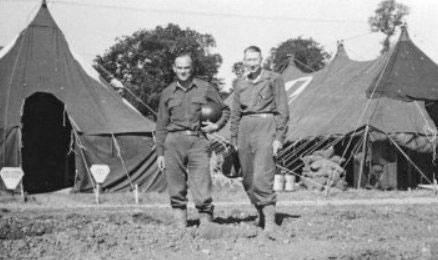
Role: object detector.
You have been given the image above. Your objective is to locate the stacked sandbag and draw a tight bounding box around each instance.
[301,148,347,191]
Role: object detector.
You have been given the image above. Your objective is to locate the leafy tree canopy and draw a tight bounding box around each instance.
[95,23,223,119]
[266,37,331,73]
[368,0,409,53]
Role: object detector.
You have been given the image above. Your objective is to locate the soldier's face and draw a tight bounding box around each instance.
[173,56,193,82]
[244,51,262,74]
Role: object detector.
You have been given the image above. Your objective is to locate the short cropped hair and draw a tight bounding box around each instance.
[173,52,193,65]
[244,45,262,55]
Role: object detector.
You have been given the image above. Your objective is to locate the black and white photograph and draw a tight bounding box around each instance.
[1,0,438,259]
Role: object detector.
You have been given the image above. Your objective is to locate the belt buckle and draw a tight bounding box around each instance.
[184,130,198,136]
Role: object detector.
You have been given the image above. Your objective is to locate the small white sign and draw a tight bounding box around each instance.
[90,164,110,184]
[0,167,24,190]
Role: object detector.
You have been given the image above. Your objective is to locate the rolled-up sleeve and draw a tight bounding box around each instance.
[206,86,230,130]
[230,88,242,144]
[272,76,289,143]
[155,92,169,156]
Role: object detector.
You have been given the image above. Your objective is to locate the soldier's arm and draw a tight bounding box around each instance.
[206,85,230,130]
[272,76,290,143]
[230,87,242,145]
[155,92,170,156]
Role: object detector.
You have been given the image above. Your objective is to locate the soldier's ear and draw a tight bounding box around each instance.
[172,64,177,73]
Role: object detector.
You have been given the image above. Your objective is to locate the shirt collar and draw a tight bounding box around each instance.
[245,69,270,84]
[174,78,198,92]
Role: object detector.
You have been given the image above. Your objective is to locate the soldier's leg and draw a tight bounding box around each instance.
[252,136,277,206]
[251,118,277,231]
[187,135,213,223]
[237,118,257,205]
[164,134,189,227]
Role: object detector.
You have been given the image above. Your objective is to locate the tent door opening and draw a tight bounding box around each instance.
[21,92,75,194]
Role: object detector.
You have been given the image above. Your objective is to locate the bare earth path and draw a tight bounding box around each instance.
[1,188,438,259]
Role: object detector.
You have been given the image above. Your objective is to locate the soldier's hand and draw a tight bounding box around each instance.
[272,140,282,157]
[201,121,219,133]
[231,137,238,150]
[157,156,166,171]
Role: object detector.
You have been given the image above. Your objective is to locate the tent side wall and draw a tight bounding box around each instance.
[0,127,21,192]
[74,134,166,193]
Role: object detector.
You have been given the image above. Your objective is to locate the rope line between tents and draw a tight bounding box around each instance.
[111,134,135,191]
[71,127,96,191]
[94,62,157,116]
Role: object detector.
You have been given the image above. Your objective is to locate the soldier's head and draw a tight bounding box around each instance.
[173,53,193,82]
[243,46,262,74]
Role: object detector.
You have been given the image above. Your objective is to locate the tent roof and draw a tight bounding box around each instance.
[287,30,437,141]
[366,26,438,101]
[0,2,155,134]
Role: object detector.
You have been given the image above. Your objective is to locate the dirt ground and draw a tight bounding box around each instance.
[1,183,438,260]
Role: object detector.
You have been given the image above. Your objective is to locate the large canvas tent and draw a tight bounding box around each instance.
[0,2,166,194]
[279,27,438,189]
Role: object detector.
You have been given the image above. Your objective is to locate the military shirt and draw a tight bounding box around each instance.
[230,69,289,143]
[155,78,230,156]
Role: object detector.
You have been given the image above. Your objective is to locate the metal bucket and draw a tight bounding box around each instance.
[284,175,296,191]
[274,174,285,191]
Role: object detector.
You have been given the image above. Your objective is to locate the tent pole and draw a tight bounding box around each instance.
[111,134,135,191]
[357,125,369,189]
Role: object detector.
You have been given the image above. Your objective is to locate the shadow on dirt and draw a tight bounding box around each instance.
[214,215,257,225]
[276,212,300,225]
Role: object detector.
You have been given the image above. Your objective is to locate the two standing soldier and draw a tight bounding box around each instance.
[156,46,289,232]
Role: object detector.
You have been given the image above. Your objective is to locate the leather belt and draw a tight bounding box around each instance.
[243,113,274,118]
[169,130,201,136]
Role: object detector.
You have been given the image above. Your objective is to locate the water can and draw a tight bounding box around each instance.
[274,174,285,191]
[284,175,296,191]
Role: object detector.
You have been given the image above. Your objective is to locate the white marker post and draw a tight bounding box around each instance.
[90,164,110,204]
[0,167,24,201]
[134,183,139,204]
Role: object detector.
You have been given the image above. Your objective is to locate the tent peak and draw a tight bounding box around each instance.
[42,0,47,8]
[335,40,348,59]
[286,53,296,66]
[399,23,410,42]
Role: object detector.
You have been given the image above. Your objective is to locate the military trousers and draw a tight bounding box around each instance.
[164,132,213,214]
[237,115,277,206]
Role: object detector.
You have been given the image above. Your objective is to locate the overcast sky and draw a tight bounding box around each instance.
[0,0,437,89]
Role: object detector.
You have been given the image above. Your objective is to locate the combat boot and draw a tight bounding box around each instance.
[255,205,265,228]
[262,204,277,232]
[199,212,213,226]
[172,208,187,229]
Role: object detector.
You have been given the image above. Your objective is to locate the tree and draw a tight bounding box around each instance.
[368,0,410,53]
[266,37,331,73]
[229,61,245,92]
[95,23,223,119]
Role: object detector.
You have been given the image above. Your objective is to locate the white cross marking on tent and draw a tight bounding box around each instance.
[285,76,313,104]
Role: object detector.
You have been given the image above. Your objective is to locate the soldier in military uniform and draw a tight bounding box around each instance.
[156,53,230,228]
[230,46,289,231]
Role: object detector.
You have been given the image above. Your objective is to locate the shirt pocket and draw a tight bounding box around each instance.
[167,98,182,113]
[257,85,273,104]
[190,96,206,116]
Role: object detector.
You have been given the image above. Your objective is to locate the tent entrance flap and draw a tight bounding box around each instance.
[21,92,75,194]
